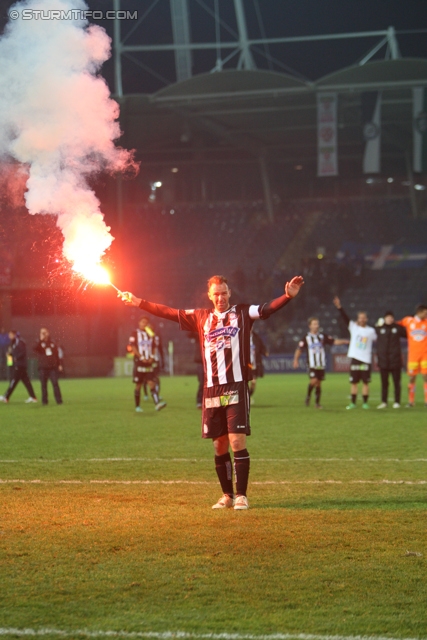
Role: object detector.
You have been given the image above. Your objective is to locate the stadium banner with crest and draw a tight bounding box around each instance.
[317,92,338,177]
[362,91,382,174]
[413,87,427,173]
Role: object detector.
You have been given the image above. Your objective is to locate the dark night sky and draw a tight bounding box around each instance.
[1,0,426,92]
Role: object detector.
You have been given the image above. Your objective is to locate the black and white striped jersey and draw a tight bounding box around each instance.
[179,304,260,388]
[128,328,160,367]
[298,332,334,370]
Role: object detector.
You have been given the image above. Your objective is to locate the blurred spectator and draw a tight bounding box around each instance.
[0,327,9,380]
[248,329,268,404]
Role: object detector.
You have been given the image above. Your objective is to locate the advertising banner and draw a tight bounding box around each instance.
[317,92,338,177]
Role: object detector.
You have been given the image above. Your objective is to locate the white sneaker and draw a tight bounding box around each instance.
[234,495,249,510]
[376,402,387,409]
[212,494,234,509]
[392,402,401,409]
[0,395,8,403]
[135,406,143,413]
[143,395,148,401]
[155,401,167,411]
[25,397,37,404]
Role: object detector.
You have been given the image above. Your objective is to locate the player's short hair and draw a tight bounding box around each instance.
[207,275,228,290]
[357,310,368,317]
[384,311,394,318]
[308,316,319,325]
[9,328,18,334]
[415,304,427,314]
[139,316,149,322]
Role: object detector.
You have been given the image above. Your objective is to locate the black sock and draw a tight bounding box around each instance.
[214,453,233,497]
[234,449,250,497]
[363,395,369,403]
[307,384,314,398]
[151,390,159,405]
[351,394,357,404]
[315,386,321,404]
[134,390,140,407]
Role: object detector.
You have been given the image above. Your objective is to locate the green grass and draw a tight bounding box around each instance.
[0,374,426,639]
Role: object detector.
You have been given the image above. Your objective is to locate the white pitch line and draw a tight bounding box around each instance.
[0,629,425,640]
[1,479,426,485]
[1,458,427,463]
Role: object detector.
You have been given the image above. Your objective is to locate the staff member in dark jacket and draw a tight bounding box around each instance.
[0,330,37,404]
[33,327,63,405]
[375,311,406,409]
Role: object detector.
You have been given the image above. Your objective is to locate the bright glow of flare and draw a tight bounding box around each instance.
[73,261,111,286]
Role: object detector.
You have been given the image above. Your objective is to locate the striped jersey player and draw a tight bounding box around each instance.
[293,317,348,408]
[122,274,304,511]
[128,316,166,412]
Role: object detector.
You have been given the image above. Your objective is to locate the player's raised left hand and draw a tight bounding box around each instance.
[285,276,304,298]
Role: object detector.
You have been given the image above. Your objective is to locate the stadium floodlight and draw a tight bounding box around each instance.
[154,181,163,188]
[414,184,426,191]
[171,167,179,173]
[387,177,394,183]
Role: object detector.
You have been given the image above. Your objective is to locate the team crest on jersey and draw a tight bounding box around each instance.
[228,312,237,321]
[185,309,195,315]
[410,329,427,342]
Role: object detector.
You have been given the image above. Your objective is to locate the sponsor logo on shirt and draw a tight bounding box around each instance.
[355,335,369,350]
[185,309,195,315]
[205,326,239,343]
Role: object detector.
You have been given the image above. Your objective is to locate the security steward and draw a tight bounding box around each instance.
[33,327,63,405]
[0,330,37,403]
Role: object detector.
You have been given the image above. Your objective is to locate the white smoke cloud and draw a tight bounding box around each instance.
[0,0,137,276]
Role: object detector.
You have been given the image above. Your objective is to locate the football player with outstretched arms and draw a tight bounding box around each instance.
[121,274,304,511]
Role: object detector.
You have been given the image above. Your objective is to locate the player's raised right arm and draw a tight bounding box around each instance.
[333,296,351,327]
[121,292,180,323]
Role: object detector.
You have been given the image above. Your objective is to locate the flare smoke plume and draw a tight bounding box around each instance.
[0,0,137,275]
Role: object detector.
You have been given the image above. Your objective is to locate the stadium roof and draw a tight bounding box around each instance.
[119,58,426,178]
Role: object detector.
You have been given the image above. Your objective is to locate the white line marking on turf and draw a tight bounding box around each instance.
[1,458,427,463]
[0,630,425,640]
[1,479,426,485]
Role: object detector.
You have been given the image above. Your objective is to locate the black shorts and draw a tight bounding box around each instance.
[133,364,157,385]
[202,381,251,440]
[309,368,325,381]
[349,359,371,384]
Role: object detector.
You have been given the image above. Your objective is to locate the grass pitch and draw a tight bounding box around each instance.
[0,373,426,639]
